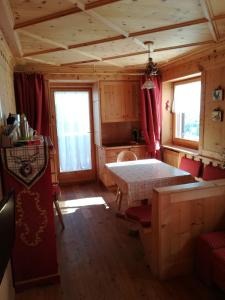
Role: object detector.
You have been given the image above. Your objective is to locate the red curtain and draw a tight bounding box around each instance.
[14,73,50,136]
[140,75,162,158]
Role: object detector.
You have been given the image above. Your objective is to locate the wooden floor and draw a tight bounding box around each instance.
[16,182,224,300]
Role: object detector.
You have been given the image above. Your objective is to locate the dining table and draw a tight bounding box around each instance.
[105,158,195,212]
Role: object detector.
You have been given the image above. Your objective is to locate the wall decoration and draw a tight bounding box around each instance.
[212,87,224,101]
[211,108,223,122]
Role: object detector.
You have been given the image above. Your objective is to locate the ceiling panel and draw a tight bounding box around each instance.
[18,31,57,54]
[10,0,75,24]
[30,48,94,64]
[104,46,202,67]
[209,0,225,16]
[79,38,145,58]
[94,0,204,34]
[138,23,213,49]
[23,12,118,46]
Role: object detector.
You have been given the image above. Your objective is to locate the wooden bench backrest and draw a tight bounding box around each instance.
[150,179,225,279]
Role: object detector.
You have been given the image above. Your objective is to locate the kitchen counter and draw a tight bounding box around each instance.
[102,143,146,149]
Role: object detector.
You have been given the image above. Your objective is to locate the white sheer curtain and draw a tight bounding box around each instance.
[54,91,92,172]
[173,81,201,113]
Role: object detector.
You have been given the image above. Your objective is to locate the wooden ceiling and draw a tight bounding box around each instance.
[2,0,225,69]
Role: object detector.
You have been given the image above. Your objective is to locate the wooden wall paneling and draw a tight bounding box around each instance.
[0,1,23,57]
[0,30,15,299]
[198,70,206,154]
[92,81,102,146]
[202,66,225,155]
[0,32,16,128]
[161,82,173,145]
[149,181,225,279]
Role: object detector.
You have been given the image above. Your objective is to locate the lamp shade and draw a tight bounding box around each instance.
[141,79,155,89]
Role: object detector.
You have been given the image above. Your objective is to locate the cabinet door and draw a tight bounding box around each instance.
[100,82,125,123]
[125,82,140,121]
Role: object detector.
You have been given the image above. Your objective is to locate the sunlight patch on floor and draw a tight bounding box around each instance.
[58,197,109,215]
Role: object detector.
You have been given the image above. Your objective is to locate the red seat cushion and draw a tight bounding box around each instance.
[125,205,152,227]
[202,164,225,181]
[179,157,202,177]
[196,231,225,286]
[212,248,225,292]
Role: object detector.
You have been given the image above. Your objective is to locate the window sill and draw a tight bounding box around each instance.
[162,143,199,156]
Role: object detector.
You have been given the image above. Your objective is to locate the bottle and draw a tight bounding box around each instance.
[20,114,29,139]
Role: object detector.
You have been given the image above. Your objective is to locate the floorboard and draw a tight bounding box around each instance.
[15,182,224,300]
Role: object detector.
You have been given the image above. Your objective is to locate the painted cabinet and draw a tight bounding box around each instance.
[100,81,140,123]
[97,145,148,187]
[1,139,59,291]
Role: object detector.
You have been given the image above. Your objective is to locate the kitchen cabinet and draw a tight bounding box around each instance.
[100,81,140,123]
[97,144,148,187]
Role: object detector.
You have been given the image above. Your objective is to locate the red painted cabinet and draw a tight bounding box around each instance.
[1,139,59,291]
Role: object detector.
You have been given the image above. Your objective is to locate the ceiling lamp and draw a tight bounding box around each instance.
[142,41,159,89]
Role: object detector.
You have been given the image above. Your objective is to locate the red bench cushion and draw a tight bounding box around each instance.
[196,231,225,286]
[179,157,202,177]
[125,205,152,227]
[213,248,225,292]
[202,164,225,181]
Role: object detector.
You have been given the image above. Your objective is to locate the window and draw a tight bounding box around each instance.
[172,78,201,149]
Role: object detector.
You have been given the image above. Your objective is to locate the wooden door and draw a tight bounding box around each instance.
[100,81,125,123]
[50,87,96,184]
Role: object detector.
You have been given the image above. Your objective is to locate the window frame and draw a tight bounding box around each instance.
[172,76,201,150]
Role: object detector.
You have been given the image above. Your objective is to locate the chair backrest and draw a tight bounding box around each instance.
[117,150,137,162]
[179,156,202,177]
[202,164,225,181]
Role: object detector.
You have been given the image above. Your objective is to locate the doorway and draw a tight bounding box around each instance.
[51,88,96,184]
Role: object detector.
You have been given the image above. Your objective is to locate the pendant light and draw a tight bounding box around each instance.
[142,41,159,89]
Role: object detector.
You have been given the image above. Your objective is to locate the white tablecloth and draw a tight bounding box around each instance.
[106,159,194,207]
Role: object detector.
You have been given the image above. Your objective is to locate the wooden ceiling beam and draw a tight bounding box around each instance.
[14,0,121,29]
[130,18,209,37]
[0,0,23,57]
[200,0,220,41]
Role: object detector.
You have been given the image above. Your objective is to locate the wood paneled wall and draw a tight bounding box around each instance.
[0,31,15,300]
[161,48,225,160]
[0,31,16,129]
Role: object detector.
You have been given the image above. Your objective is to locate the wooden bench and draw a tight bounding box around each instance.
[139,179,225,280]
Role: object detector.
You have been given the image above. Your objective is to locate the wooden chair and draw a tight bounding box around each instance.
[115,150,137,212]
[52,183,65,230]
[50,148,65,230]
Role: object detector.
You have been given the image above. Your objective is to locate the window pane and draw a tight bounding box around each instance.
[54,91,92,173]
[174,80,201,142]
